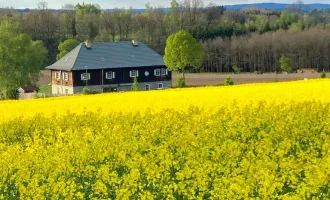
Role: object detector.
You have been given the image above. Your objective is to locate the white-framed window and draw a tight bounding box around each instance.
[65,89,69,94]
[63,72,69,81]
[130,70,139,78]
[161,68,166,76]
[106,71,115,79]
[145,84,150,91]
[158,83,164,89]
[55,71,61,80]
[154,69,160,76]
[81,73,91,80]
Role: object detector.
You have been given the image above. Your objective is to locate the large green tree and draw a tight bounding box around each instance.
[164,30,204,80]
[57,39,81,60]
[0,19,47,99]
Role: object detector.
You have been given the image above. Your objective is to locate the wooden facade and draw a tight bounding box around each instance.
[51,66,171,87]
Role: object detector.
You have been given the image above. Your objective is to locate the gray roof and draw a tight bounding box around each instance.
[46,42,165,71]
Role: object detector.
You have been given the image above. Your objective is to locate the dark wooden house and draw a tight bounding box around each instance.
[46,41,171,95]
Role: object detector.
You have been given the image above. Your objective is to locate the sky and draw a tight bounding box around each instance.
[0,0,329,9]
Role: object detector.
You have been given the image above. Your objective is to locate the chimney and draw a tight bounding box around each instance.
[85,41,92,50]
[132,40,138,47]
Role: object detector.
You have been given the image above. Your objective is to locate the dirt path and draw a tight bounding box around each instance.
[172,72,326,86]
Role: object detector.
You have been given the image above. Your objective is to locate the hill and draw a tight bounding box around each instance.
[225,3,330,11]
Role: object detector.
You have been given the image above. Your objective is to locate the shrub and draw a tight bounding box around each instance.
[176,76,186,88]
[32,90,39,99]
[132,77,139,91]
[232,65,241,74]
[321,71,326,79]
[82,87,91,95]
[224,77,234,86]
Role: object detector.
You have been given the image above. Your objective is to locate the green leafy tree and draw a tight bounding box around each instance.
[164,30,205,81]
[57,39,81,60]
[280,56,293,73]
[0,19,47,99]
[132,77,139,91]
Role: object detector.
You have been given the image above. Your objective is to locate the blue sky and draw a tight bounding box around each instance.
[0,0,329,9]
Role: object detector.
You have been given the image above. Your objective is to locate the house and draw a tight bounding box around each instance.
[16,85,39,100]
[46,41,172,95]
[17,86,39,93]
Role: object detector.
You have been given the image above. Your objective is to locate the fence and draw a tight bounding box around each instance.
[17,93,56,100]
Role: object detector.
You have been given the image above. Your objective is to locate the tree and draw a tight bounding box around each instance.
[0,19,47,99]
[280,56,292,72]
[57,39,81,60]
[164,30,204,81]
[22,2,60,65]
[132,77,139,91]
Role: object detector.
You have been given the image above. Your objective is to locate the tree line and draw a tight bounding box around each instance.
[202,28,330,73]
[1,0,330,70]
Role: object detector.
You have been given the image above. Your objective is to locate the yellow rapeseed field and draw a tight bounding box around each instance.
[1,79,330,199]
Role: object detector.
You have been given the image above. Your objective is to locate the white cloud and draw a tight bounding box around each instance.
[0,0,327,9]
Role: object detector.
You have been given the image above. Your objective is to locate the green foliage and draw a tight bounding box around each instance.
[164,30,205,80]
[176,76,186,88]
[39,85,52,94]
[232,65,241,74]
[0,19,47,99]
[56,39,81,60]
[321,71,327,79]
[82,87,91,95]
[75,3,101,17]
[224,77,234,86]
[132,77,139,91]
[32,91,39,99]
[280,56,293,73]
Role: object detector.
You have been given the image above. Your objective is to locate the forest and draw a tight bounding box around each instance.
[1,0,330,72]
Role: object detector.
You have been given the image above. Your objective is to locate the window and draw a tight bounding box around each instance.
[55,71,61,80]
[63,72,69,81]
[158,83,164,89]
[154,69,160,76]
[81,73,90,80]
[145,84,150,91]
[57,87,60,94]
[161,68,166,76]
[65,89,69,94]
[106,71,115,79]
[130,70,138,78]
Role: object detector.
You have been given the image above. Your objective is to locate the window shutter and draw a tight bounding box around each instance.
[154,69,156,76]
[129,71,132,77]
[137,70,139,77]
[106,72,108,79]
[88,73,91,80]
[166,69,168,75]
[113,72,115,79]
